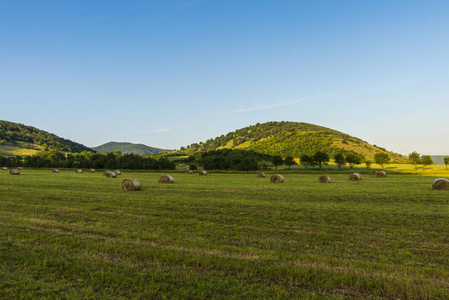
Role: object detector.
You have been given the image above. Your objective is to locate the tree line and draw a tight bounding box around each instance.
[178,149,394,171]
[297,151,391,170]
[408,152,449,170]
[0,150,175,170]
[2,148,447,172]
[189,149,272,171]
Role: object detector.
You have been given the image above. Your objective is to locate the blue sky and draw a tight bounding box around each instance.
[1,0,448,155]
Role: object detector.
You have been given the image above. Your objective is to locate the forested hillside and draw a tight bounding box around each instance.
[93,142,172,155]
[182,121,405,162]
[0,120,93,153]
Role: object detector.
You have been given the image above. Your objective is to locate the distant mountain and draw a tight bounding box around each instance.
[0,120,94,153]
[182,121,406,162]
[93,142,172,155]
[431,155,449,165]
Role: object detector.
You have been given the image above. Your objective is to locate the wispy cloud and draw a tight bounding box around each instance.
[228,80,417,114]
[227,79,419,114]
[149,128,172,133]
[228,99,303,114]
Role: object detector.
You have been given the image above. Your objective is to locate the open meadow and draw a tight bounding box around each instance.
[1,168,449,299]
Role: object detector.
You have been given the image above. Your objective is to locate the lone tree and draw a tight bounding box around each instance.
[313,151,330,170]
[284,156,296,169]
[365,160,372,169]
[300,154,313,169]
[334,153,346,169]
[421,155,434,171]
[444,156,449,170]
[271,155,284,170]
[408,151,420,170]
[373,152,390,169]
[345,152,363,169]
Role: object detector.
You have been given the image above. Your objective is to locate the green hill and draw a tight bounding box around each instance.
[92,142,172,156]
[182,121,406,162]
[0,120,94,156]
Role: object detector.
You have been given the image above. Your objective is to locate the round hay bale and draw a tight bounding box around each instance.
[376,171,387,177]
[257,172,266,178]
[349,173,361,181]
[89,169,95,172]
[114,170,121,175]
[52,169,59,173]
[270,174,284,183]
[185,169,193,174]
[76,169,83,173]
[2,167,8,171]
[158,175,174,184]
[199,170,207,176]
[104,171,117,178]
[371,170,378,176]
[178,163,185,167]
[432,178,449,190]
[318,175,331,183]
[9,169,20,175]
[121,178,142,191]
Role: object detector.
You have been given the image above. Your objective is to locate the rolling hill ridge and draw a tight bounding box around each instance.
[1,120,407,162]
[92,142,172,155]
[182,121,406,161]
[0,120,94,156]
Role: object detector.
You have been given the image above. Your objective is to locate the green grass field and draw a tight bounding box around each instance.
[1,168,449,299]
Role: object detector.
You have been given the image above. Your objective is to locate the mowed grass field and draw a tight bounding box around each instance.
[1,169,449,299]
